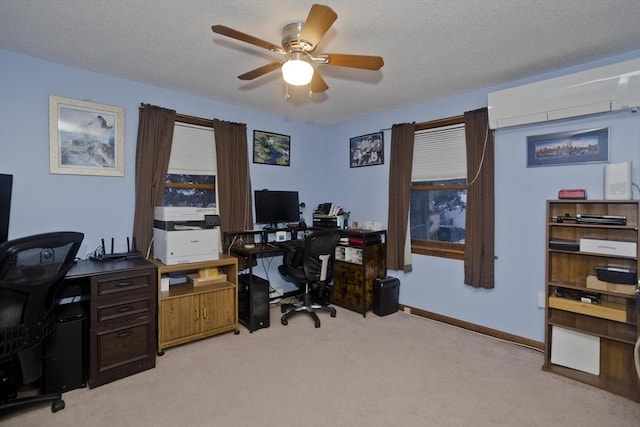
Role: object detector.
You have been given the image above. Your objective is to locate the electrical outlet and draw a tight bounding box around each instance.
[403,307,411,314]
[537,291,546,308]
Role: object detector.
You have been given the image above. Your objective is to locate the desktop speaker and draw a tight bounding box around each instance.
[604,162,632,200]
[238,274,270,332]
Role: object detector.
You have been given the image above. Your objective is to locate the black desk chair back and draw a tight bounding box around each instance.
[279,230,340,328]
[0,231,83,414]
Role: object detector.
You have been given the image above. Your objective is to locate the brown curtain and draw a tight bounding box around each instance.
[213,119,253,236]
[463,108,495,288]
[386,122,416,272]
[132,104,176,258]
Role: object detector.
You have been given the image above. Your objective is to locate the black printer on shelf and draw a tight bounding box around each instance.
[313,214,339,229]
[312,202,347,229]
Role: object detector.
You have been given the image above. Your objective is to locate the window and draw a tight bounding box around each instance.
[410,116,466,260]
[162,118,217,208]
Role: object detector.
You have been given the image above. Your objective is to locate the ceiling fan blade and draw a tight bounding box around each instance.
[299,4,337,49]
[319,53,384,70]
[238,62,283,80]
[212,25,284,54]
[310,70,329,93]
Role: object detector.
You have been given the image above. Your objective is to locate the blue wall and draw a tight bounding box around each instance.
[1,48,638,342]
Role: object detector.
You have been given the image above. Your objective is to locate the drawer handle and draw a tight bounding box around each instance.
[115,306,134,313]
[116,281,134,288]
[115,330,134,338]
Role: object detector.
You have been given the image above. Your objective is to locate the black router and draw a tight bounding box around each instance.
[98,236,143,261]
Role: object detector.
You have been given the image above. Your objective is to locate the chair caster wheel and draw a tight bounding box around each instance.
[330,312,336,318]
[281,306,286,313]
[52,399,65,413]
[234,329,240,335]
[315,321,321,328]
[281,318,288,326]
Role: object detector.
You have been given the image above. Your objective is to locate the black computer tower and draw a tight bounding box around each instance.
[237,274,270,332]
[373,277,400,316]
[43,304,87,393]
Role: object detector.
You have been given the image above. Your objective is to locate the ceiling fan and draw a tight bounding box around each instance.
[211,3,384,94]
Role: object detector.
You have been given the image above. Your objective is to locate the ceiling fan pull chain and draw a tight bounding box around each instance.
[284,83,290,99]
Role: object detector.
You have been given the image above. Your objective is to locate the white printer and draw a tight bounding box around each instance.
[153,207,221,265]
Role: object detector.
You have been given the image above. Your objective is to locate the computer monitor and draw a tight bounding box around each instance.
[0,174,13,243]
[254,190,299,229]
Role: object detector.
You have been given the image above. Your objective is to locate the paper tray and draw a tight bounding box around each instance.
[187,273,227,287]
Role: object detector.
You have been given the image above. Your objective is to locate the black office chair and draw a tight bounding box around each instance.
[278,230,340,328]
[0,231,84,414]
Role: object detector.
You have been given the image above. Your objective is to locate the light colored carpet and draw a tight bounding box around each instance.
[1,305,638,426]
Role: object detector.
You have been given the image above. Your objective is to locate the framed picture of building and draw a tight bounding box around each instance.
[526,127,609,167]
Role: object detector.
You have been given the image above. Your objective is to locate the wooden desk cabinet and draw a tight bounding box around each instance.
[332,230,386,316]
[89,264,156,387]
[152,256,238,353]
[80,259,157,388]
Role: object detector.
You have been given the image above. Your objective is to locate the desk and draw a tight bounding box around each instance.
[229,243,290,332]
[226,229,387,319]
[223,226,310,333]
[63,258,156,388]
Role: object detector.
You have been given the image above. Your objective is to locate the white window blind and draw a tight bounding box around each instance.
[412,123,466,181]
[168,122,216,175]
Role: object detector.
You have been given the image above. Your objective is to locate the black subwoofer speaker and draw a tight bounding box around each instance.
[238,274,270,332]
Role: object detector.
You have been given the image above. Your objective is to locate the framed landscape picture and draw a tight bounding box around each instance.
[49,95,124,176]
[253,130,290,166]
[526,127,609,167]
[350,132,384,168]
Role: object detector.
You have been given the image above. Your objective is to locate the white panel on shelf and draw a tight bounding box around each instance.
[551,326,600,375]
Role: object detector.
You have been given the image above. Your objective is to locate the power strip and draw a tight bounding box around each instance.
[269,287,284,302]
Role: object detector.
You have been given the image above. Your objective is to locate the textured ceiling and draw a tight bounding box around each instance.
[1,0,639,125]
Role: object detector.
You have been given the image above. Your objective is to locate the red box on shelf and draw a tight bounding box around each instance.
[558,189,587,199]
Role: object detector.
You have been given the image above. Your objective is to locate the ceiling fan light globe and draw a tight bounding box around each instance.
[282,59,314,86]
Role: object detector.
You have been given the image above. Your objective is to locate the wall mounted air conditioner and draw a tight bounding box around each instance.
[488,58,640,129]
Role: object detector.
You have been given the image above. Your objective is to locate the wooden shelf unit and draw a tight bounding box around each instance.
[544,200,639,401]
[331,230,386,316]
[152,255,238,353]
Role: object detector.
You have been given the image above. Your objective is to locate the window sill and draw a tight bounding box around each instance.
[411,241,464,260]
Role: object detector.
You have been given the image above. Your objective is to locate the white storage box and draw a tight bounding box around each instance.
[579,238,637,257]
